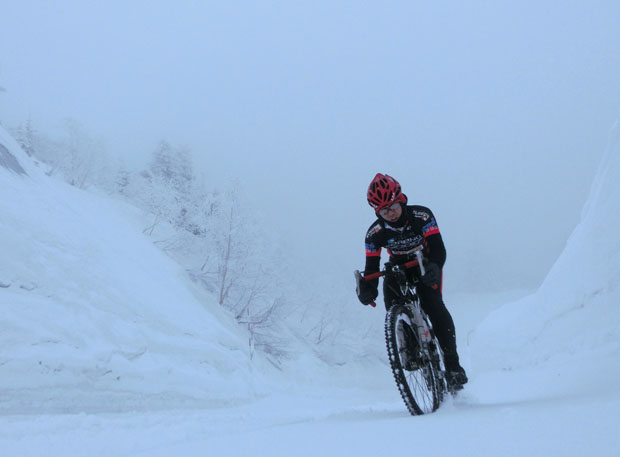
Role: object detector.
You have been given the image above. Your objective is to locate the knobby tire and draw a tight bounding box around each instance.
[385,304,442,415]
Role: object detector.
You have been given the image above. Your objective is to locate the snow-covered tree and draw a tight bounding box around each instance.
[149,140,193,195]
[13,116,37,157]
[12,118,107,189]
[57,119,105,188]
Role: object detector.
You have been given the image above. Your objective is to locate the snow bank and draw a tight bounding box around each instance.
[471,117,620,374]
[0,126,260,413]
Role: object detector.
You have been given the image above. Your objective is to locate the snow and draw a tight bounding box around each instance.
[470,118,620,372]
[0,127,263,415]
[1,121,620,456]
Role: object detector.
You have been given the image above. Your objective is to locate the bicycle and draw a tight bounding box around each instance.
[355,248,450,415]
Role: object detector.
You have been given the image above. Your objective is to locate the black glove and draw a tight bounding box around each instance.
[357,279,378,305]
[421,262,441,287]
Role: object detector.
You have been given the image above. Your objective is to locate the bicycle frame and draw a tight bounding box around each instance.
[355,249,448,414]
[357,249,425,308]
[358,248,441,363]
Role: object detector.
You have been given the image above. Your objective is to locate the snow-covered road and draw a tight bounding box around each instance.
[2,359,619,457]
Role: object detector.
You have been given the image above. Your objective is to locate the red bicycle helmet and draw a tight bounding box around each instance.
[367,173,407,212]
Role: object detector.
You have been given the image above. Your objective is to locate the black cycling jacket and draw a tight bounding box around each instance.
[363,204,447,283]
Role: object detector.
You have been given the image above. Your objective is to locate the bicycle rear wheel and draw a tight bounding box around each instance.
[385,304,441,415]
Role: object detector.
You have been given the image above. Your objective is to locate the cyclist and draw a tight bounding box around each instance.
[357,173,468,389]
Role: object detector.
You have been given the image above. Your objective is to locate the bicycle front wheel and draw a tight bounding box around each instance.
[385,304,441,415]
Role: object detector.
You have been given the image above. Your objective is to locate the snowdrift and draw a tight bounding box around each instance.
[0,126,258,413]
[471,118,620,376]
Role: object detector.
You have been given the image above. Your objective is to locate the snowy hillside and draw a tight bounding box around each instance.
[0,126,260,413]
[471,118,620,380]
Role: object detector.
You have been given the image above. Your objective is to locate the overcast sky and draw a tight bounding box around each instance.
[2,1,620,293]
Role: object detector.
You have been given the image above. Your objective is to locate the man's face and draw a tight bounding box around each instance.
[378,202,402,223]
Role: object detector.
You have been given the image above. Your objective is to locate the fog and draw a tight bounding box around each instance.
[1,1,619,293]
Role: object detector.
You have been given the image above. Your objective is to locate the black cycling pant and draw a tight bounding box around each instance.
[383,273,462,371]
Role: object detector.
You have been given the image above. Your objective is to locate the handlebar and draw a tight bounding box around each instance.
[355,250,436,308]
[362,258,421,281]
[363,249,426,280]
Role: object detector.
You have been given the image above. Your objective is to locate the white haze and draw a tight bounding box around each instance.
[1,1,620,294]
